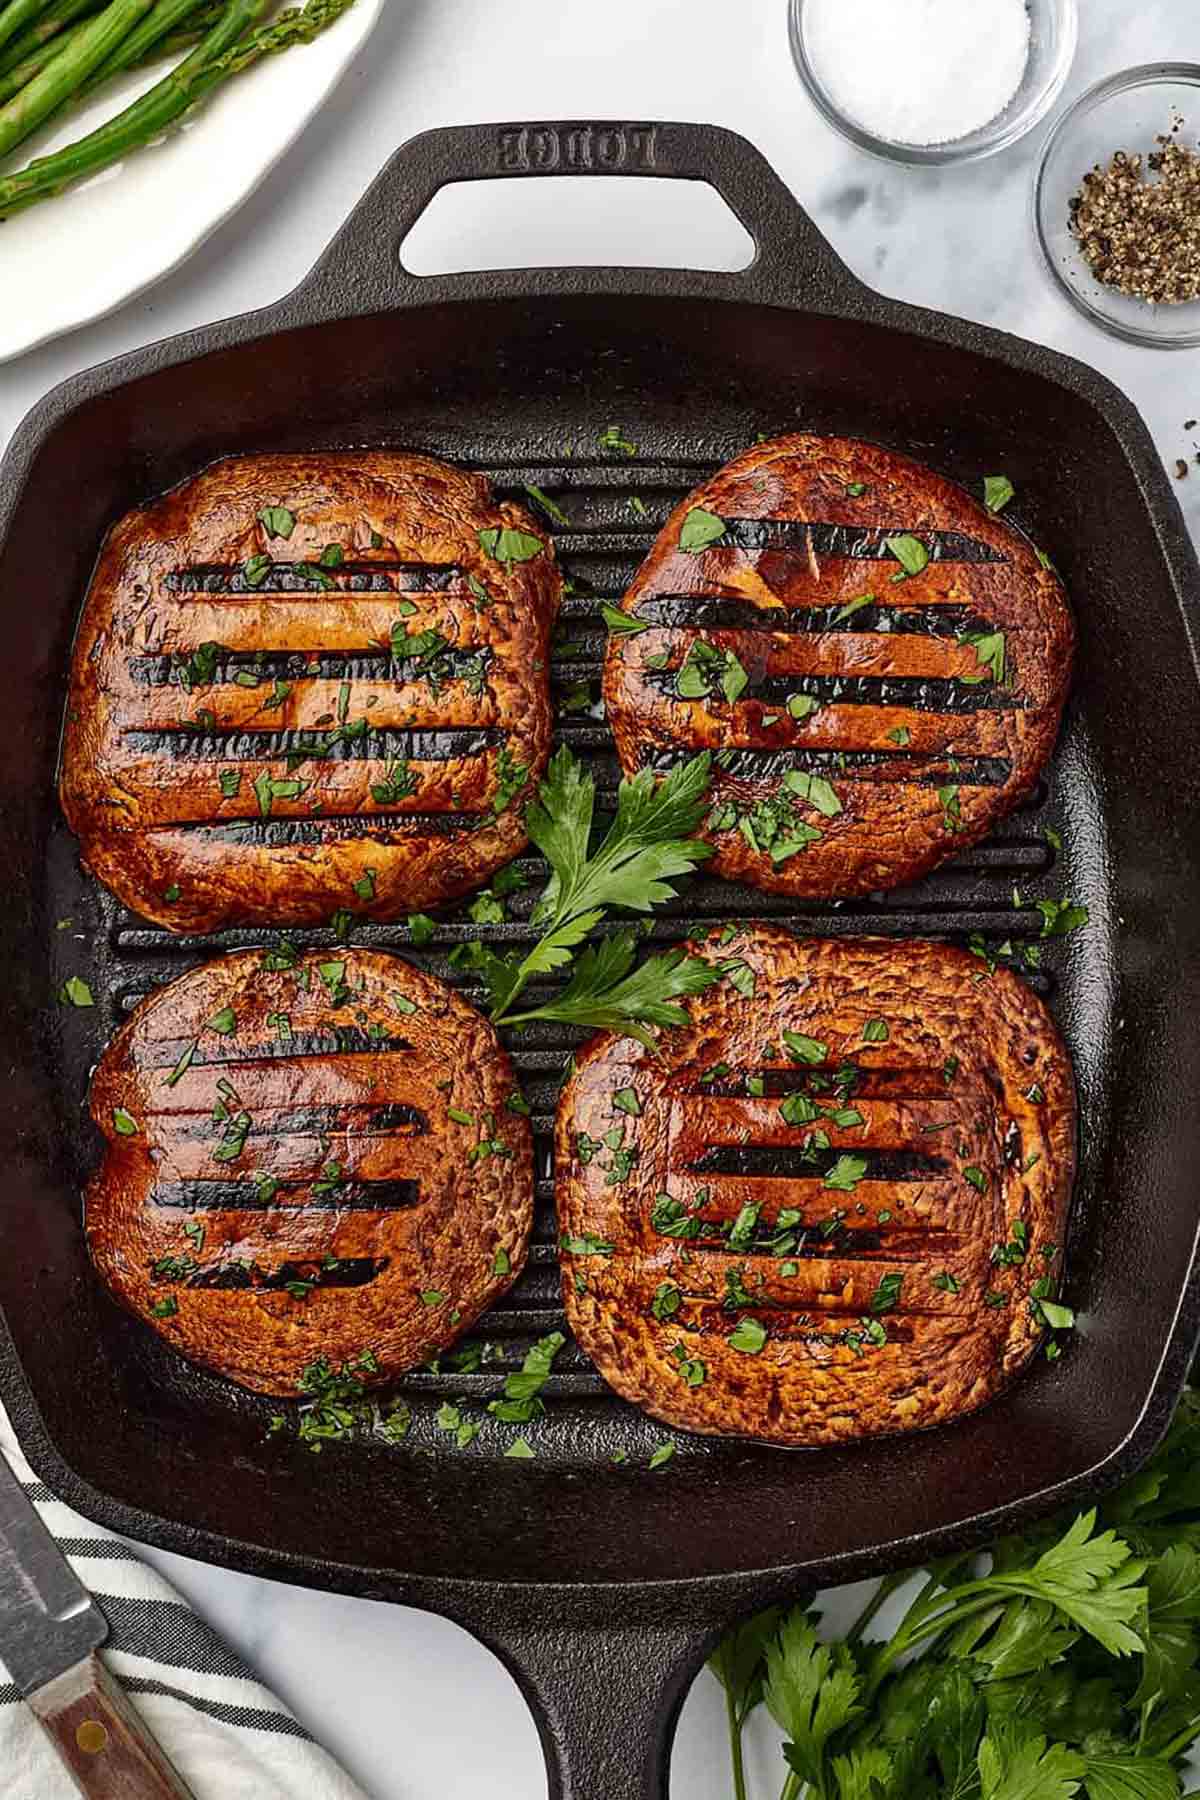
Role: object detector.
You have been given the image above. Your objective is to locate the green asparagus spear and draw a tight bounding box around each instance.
[0,0,156,162]
[0,1,51,59]
[0,8,89,98]
[0,0,99,79]
[84,0,213,90]
[0,0,358,218]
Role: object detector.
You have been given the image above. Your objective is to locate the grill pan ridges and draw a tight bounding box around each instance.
[2,122,1200,1800]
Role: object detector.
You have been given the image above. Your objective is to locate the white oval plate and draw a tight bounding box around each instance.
[0,0,383,365]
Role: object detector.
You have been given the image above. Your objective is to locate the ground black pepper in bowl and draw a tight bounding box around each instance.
[1069,117,1200,305]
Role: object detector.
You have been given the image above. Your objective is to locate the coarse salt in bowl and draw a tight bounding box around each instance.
[789,0,1078,166]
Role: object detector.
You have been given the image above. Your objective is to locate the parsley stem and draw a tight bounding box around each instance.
[778,1773,801,1800]
[844,1570,909,1645]
[725,1682,748,1800]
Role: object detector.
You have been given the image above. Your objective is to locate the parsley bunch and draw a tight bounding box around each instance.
[712,1386,1200,1799]
[455,747,722,1045]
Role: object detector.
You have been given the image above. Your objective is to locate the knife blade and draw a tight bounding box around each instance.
[0,1450,196,1797]
[0,1446,106,1695]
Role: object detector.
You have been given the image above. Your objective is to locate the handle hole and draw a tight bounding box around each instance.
[400,177,756,277]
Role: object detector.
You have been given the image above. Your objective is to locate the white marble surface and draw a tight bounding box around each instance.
[2,1,1199,1794]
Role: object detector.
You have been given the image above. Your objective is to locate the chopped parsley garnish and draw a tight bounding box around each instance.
[833,592,874,624]
[937,784,962,831]
[492,746,531,815]
[720,959,757,999]
[825,1154,868,1192]
[728,1316,768,1355]
[669,1343,706,1387]
[960,629,1006,685]
[560,1232,615,1258]
[885,533,930,578]
[984,474,1015,513]
[862,1018,889,1043]
[407,914,436,946]
[253,772,308,818]
[112,1108,139,1136]
[151,1296,179,1319]
[524,484,569,526]
[58,976,94,1008]
[1036,898,1089,938]
[612,1086,643,1116]
[963,1165,988,1193]
[478,526,544,565]
[652,1281,683,1321]
[651,1193,703,1240]
[787,692,820,721]
[600,602,650,636]
[781,1092,821,1127]
[888,726,912,746]
[243,553,272,588]
[492,1246,512,1277]
[679,507,727,553]
[783,769,842,817]
[489,1331,565,1425]
[258,505,295,540]
[206,1007,237,1035]
[353,868,377,903]
[845,482,867,497]
[932,1271,961,1294]
[869,1271,904,1314]
[784,1030,828,1065]
[728,1203,763,1253]
[648,1440,676,1470]
[943,1055,960,1085]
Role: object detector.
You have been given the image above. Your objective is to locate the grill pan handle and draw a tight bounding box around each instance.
[291,119,870,316]
[467,1606,724,1800]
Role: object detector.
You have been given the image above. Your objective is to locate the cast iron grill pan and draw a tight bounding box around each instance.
[3,125,1200,1800]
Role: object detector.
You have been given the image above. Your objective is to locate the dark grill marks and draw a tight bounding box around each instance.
[124,727,504,763]
[145,1029,413,1070]
[647,670,1021,716]
[641,746,1012,787]
[152,1180,421,1212]
[173,1102,430,1138]
[709,519,1007,563]
[131,648,494,687]
[183,1258,389,1290]
[179,814,486,846]
[684,1068,948,1101]
[634,597,993,635]
[165,562,463,594]
[686,1146,946,1180]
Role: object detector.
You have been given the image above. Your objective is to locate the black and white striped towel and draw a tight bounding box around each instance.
[0,1403,368,1799]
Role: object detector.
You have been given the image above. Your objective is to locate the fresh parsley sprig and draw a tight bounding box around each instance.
[709,1389,1200,1800]
[456,747,720,1044]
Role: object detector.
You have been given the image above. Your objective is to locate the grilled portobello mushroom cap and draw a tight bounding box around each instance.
[557,923,1075,1446]
[61,452,561,932]
[604,435,1074,897]
[87,949,531,1396]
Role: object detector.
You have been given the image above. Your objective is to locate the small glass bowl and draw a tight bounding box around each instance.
[1035,64,1200,349]
[788,0,1078,167]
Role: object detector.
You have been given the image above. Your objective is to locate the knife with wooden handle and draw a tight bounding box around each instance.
[0,1449,195,1797]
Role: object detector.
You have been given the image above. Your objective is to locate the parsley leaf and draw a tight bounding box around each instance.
[478,526,544,565]
[258,505,295,540]
[886,533,930,578]
[679,507,727,553]
[984,474,1016,514]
